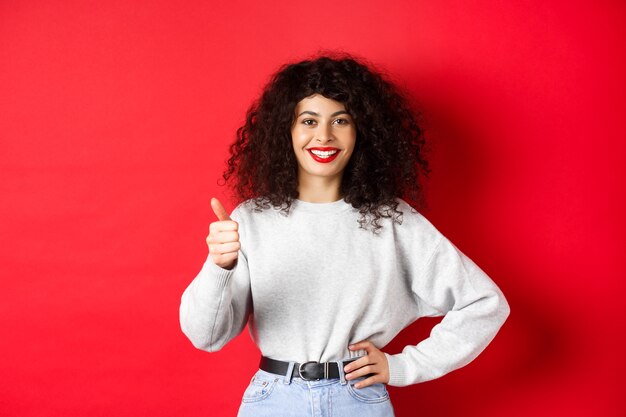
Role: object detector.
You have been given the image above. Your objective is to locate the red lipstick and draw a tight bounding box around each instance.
[307,147,340,163]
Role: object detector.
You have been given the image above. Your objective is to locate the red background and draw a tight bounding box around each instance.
[1,1,624,416]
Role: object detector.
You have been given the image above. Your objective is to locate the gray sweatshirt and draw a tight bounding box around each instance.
[179,197,510,387]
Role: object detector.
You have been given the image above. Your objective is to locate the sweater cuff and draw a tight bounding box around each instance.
[384,352,412,387]
[198,255,236,292]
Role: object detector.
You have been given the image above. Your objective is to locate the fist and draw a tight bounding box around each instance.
[206,197,240,270]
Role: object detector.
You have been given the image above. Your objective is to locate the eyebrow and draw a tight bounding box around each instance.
[297,110,350,118]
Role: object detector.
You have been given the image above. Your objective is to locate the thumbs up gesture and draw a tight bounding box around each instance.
[207,198,240,270]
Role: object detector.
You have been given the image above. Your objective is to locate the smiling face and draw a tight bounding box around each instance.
[290,94,357,188]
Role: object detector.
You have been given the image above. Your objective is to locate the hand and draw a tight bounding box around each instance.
[343,340,390,389]
[206,197,240,270]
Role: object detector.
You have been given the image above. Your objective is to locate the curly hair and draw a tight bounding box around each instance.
[220,51,430,234]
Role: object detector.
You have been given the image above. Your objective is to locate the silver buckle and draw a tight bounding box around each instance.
[298,361,321,381]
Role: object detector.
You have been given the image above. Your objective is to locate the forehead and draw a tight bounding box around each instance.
[294,94,347,113]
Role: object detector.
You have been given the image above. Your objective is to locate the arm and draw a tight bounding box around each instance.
[384,236,511,387]
[179,209,252,352]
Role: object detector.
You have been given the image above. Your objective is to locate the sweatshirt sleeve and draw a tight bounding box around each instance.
[179,208,252,352]
[384,235,510,387]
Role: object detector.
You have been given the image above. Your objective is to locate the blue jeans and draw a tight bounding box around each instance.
[237,359,396,417]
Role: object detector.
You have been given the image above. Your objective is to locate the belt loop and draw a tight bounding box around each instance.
[336,360,347,385]
[283,361,295,385]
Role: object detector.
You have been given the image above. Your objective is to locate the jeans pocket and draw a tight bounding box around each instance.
[346,377,390,404]
[241,370,280,403]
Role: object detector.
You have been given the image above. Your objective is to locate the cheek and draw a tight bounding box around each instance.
[291,129,306,147]
[344,139,357,160]
[345,132,357,152]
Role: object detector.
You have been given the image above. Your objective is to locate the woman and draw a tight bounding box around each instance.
[179,53,510,416]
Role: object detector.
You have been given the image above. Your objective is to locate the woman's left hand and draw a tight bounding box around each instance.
[344,340,390,388]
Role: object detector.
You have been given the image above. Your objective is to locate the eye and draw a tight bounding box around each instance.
[302,119,316,126]
[333,118,350,125]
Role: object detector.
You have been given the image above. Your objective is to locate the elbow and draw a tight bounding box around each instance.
[179,307,226,353]
[484,287,510,329]
[499,293,511,325]
[190,337,226,353]
[180,322,227,353]
[475,287,511,329]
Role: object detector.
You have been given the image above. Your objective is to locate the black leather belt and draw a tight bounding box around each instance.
[259,356,371,381]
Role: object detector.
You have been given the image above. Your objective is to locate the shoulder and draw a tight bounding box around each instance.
[230,198,279,223]
[394,198,438,231]
[393,197,445,248]
[230,198,256,221]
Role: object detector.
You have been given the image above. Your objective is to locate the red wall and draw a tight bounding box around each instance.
[1,1,624,416]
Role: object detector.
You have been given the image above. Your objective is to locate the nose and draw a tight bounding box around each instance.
[315,122,334,143]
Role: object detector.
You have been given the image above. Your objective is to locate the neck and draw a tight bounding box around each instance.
[296,174,343,203]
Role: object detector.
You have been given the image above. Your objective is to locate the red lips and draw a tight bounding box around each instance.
[307,147,340,163]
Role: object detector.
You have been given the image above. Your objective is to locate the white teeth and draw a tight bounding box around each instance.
[310,149,338,157]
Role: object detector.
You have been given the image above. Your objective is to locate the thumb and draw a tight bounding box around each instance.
[211,197,232,221]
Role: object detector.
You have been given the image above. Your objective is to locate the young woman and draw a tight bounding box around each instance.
[179,53,510,417]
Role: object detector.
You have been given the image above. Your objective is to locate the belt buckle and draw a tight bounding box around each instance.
[298,361,321,381]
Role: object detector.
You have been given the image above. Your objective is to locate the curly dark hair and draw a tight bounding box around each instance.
[220,51,430,233]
